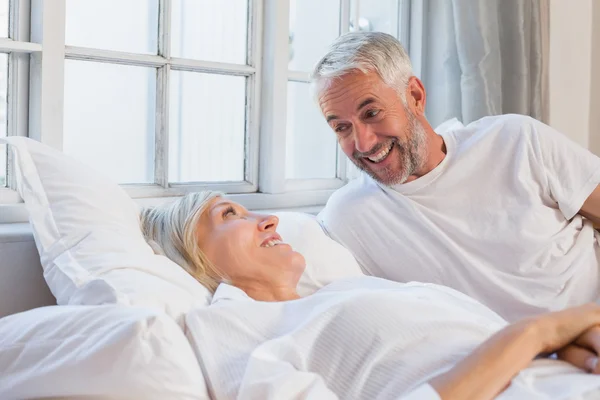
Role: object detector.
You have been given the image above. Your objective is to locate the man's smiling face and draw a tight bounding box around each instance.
[318,70,428,186]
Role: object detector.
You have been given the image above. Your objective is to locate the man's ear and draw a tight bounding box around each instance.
[405,76,427,116]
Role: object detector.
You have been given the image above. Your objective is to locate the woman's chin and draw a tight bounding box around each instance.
[279,250,306,271]
[291,252,307,273]
[259,246,306,278]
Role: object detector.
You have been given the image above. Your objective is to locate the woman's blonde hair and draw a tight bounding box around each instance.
[139,191,223,293]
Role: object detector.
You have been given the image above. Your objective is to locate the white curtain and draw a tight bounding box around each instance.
[419,0,548,128]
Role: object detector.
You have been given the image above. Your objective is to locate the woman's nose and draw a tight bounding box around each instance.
[258,214,279,232]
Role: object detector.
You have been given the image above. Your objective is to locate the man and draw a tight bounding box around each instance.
[313,32,600,322]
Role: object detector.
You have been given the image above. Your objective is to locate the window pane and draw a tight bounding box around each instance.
[0,0,8,38]
[286,81,337,179]
[350,0,400,36]
[171,0,248,64]
[63,60,156,184]
[0,54,6,187]
[169,72,246,183]
[289,0,340,72]
[66,0,159,54]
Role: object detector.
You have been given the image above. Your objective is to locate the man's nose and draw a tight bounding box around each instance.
[354,123,378,154]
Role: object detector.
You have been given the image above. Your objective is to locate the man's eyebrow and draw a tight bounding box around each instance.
[357,98,376,111]
[326,98,376,123]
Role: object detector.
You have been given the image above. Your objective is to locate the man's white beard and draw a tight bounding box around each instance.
[394,113,427,185]
[352,112,428,186]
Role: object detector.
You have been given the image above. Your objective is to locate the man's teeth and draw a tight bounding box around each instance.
[368,143,393,163]
[262,239,283,248]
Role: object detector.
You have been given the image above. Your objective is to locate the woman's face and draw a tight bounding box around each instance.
[196,197,306,291]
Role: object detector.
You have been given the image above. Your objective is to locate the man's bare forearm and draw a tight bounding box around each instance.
[429,320,542,400]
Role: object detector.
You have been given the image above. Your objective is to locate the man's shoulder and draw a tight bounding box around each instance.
[470,114,540,136]
[327,174,383,208]
[453,114,541,148]
[319,174,384,223]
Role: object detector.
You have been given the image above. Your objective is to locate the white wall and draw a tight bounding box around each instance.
[589,1,600,156]
[548,0,600,155]
[0,2,7,187]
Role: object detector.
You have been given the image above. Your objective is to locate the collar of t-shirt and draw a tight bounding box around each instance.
[211,283,255,305]
[389,131,456,195]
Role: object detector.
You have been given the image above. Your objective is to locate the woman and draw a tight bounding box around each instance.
[141,192,600,399]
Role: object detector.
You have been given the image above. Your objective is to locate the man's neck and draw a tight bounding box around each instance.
[404,132,447,183]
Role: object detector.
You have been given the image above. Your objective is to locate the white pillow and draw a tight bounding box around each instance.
[275,211,364,296]
[1,137,211,323]
[0,305,209,399]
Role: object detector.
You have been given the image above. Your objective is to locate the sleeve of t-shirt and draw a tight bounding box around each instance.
[531,118,600,220]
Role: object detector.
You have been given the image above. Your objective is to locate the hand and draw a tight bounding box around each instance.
[556,326,600,373]
[428,303,600,400]
[531,303,600,355]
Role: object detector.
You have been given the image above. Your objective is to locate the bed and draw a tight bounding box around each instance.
[0,222,55,320]
[1,136,600,399]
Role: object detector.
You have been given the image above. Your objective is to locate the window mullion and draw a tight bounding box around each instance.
[158,0,171,58]
[398,0,411,51]
[340,0,351,34]
[11,0,31,41]
[258,0,289,194]
[336,0,352,181]
[408,0,427,80]
[29,0,66,151]
[155,0,171,188]
[243,0,261,189]
[155,65,170,188]
[6,0,31,191]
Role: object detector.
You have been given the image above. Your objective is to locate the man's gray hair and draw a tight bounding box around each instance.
[310,32,413,103]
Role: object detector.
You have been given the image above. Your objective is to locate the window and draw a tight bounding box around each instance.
[0,0,34,203]
[0,52,7,188]
[286,0,341,181]
[0,1,10,187]
[61,0,255,194]
[285,0,409,182]
[284,0,410,187]
[0,0,410,221]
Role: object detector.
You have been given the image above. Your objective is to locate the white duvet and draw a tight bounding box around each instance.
[185,276,600,400]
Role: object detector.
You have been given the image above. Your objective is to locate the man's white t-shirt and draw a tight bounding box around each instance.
[318,114,600,321]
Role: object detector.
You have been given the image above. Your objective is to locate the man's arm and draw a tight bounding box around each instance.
[431,304,600,400]
[580,185,600,226]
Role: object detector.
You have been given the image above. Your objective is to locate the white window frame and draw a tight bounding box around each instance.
[0,0,413,224]
[282,1,348,194]
[0,0,35,205]
[264,0,411,194]
[32,0,261,197]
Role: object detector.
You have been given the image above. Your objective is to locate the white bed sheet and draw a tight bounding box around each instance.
[186,276,600,400]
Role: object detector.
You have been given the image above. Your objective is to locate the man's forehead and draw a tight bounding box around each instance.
[324,96,379,122]
[322,71,380,92]
[319,72,384,103]
[319,86,382,122]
